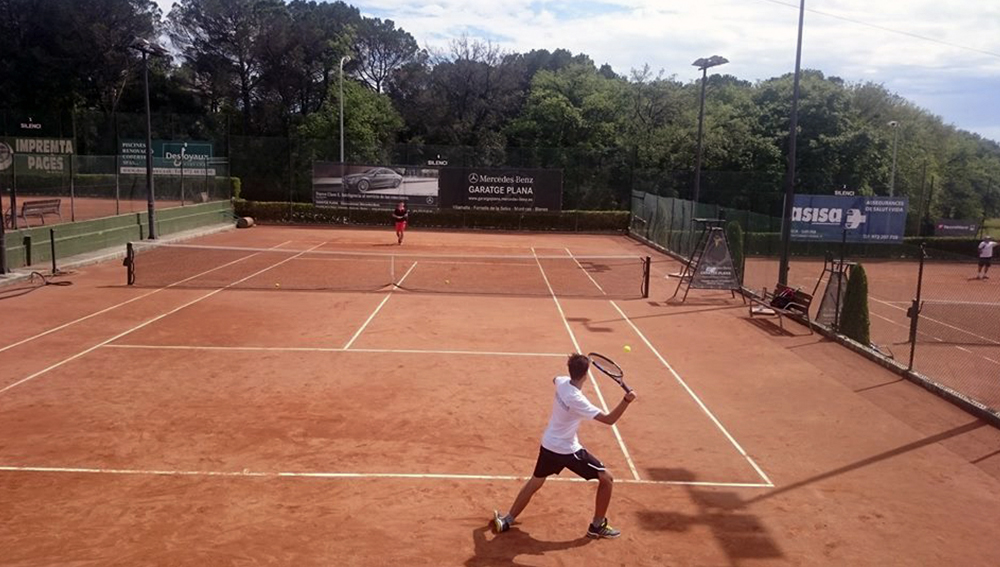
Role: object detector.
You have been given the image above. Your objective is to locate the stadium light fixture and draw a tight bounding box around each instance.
[129,38,168,239]
[888,120,900,197]
[691,55,729,205]
[778,0,806,286]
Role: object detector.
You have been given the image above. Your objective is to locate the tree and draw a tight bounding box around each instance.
[0,0,159,113]
[170,0,286,130]
[839,264,870,345]
[297,79,403,164]
[353,16,422,93]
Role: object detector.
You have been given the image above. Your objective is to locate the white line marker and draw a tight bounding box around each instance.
[609,300,775,487]
[0,243,325,397]
[104,344,568,358]
[532,247,641,481]
[0,465,770,488]
[0,241,294,355]
[564,247,606,294]
[343,263,417,349]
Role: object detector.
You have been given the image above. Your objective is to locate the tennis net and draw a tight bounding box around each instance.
[124,242,651,298]
[912,300,1000,346]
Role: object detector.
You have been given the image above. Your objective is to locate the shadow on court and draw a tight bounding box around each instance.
[638,468,783,567]
[465,524,591,567]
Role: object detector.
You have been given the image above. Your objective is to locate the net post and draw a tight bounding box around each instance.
[907,243,926,370]
[642,256,651,298]
[125,242,135,285]
[49,228,57,275]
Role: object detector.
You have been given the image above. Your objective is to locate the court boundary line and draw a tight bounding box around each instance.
[608,301,775,487]
[0,465,770,488]
[564,247,607,295]
[103,344,570,358]
[0,242,325,397]
[531,247,642,481]
[342,262,417,349]
[0,241,296,355]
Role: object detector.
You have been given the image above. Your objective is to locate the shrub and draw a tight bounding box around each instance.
[839,263,871,345]
[726,221,744,281]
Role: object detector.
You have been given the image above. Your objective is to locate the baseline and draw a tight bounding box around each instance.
[0,465,770,488]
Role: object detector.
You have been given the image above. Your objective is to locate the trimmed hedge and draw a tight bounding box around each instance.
[743,233,981,260]
[839,264,871,345]
[726,221,745,281]
[233,200,629,232]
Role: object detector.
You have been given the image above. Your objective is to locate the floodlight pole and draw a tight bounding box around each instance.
[778,0,806,286]
[130,39,165,239]
[888,120,900,197]
[692,55,728,205]
[339,55,350,165]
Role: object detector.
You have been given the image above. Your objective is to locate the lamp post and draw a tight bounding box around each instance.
[888,120,900,197]
[778,0,806,286]
[129,38,167,239]
[339,55,350,166]
[691,55,728,205]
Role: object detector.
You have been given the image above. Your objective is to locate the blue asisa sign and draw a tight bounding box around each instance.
[791,195,908,243]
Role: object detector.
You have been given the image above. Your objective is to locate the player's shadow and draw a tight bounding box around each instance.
[638,468,783,567]
[566,316,613,333]
[465,524,591,566]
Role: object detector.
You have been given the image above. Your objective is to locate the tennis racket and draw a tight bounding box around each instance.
[588,352,631,393]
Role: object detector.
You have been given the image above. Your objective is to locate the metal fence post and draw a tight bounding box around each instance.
[908,243,927,370]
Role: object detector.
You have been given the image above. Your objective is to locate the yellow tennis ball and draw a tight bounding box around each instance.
[275,283,280,288]
[445,279,450,284]
[623,345,631,353]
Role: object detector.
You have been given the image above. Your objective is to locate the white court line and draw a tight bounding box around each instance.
[103,344,569,358]
[609,300,775,487]
[870,300,1000,367]
[531,247,641,481]
[0,465,770,488]
[871,297,1000,346]
[564,247,606,295]
[0,241,294,355]
[342,262,417,350]
[0,242,325,397]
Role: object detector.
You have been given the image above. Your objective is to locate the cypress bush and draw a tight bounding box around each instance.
[839,263,871,345]
[726,220,744,281]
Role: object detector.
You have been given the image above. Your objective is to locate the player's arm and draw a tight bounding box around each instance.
[593,392,637,425]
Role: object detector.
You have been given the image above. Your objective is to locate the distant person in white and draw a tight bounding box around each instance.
[977,236,997,279]
[491,353,637,539]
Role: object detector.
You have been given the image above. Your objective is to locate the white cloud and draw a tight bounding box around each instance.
[153,0,1000,141]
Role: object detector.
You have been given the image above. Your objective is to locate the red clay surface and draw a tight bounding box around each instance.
[1,226,1000,565]
[745,256,1000,412]
[4,196,196,228]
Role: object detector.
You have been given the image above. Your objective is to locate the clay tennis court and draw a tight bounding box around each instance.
[4,196,190,228]
[2,226,999,565]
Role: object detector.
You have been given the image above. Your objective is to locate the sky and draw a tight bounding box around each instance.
[155,0,1000,143]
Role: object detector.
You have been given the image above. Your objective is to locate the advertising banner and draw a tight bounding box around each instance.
[791,195,908,243]
[312,162,439,209]
[119,140,215,176]
[690,228,740,290]
[0,137,75,173]
[438,168,562,212]
[934,219,980,237]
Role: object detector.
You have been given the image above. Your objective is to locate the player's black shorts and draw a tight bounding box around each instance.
[979,258,992,268]
[532,446,605,480]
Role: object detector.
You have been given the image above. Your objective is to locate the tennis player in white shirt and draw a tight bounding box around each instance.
[491,353,637,539]
[978,236,997,279]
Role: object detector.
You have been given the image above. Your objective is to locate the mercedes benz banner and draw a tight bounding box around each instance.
[791,195,908,243]
[438,168,563,212]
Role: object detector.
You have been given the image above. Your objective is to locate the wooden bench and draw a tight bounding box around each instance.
[748,283,814,334]
[4,199,62,228]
